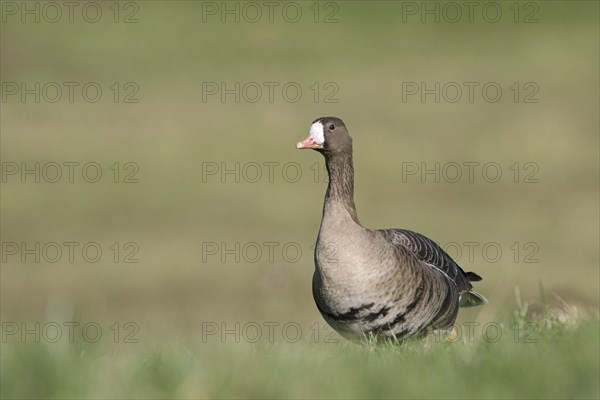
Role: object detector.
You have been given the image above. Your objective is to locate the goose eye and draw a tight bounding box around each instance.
[329,124,335,130]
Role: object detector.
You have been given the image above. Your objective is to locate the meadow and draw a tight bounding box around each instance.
[1,1,599,398]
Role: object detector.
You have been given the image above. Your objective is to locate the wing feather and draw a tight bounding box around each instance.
[377,229,477,292]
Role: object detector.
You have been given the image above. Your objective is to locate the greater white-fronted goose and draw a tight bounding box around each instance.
[296,117,487,342]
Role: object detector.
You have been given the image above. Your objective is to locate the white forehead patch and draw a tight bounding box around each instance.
[309,122,325,144]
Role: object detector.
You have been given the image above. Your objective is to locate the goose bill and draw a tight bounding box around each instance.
[296,135,323,149]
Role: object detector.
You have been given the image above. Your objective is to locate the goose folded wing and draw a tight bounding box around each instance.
[376,228,475,292]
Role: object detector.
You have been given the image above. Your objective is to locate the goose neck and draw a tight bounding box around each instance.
[323,152,359,224]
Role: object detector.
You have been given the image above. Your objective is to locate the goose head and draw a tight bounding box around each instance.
[296,117,352,155]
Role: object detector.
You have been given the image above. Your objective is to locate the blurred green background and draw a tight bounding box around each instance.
[1,1,598,398]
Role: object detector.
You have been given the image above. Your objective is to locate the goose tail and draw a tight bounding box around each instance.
[459,290,488,307]
[466,271,483,282]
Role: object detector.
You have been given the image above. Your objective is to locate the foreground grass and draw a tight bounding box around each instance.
[2,314,598,399]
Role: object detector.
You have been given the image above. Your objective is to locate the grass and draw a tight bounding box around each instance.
[2,291,598,399]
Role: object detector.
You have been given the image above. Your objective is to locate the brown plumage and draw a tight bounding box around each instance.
[296,117,487,342]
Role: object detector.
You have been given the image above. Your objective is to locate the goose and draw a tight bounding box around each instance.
[296,117,487,342]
